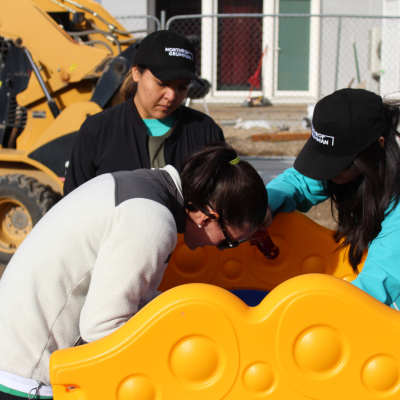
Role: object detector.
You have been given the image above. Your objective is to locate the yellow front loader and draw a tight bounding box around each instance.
[0,0,139,262]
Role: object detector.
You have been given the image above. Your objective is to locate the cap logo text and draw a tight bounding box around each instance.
[311,125,334,146]
[165,47,193,61]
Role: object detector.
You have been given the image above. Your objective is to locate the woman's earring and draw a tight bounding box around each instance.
[198,225,202,228]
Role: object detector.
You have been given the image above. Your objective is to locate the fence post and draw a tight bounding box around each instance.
[334,17,342,91]
[160,10,166,30]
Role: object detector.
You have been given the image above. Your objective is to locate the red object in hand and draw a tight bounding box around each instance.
[250,226,279,260]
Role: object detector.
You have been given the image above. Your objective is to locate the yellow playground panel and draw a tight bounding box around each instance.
[160,210,362,292]
[50,212,400,399]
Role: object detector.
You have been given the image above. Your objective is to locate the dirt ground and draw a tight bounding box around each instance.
[224,126,307,157]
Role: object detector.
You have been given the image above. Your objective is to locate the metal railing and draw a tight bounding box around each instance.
[116,15,161,37]
[118,13,400,104]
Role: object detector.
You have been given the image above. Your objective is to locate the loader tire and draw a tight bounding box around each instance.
[0,174,60,264]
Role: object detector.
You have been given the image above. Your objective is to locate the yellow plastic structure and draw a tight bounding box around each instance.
[48,211,387,399]
[159,210,363,293]
[50,277,400,399]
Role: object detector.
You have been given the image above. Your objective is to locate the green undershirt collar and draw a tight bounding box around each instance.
[143,114,176,137]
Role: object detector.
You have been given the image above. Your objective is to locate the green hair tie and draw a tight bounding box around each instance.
[229,157,240,165]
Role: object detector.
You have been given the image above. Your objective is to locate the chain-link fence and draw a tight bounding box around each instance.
[119,13,400,105]
[116,15,160,39]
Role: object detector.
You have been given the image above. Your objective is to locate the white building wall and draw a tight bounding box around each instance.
[318,0,385,100]
[381,0,400,97]
[96,0,157,35]
[322,0,383,15]
[96,0,148,17]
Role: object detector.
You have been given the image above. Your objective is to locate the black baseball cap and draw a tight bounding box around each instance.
[133,30,204,85]
[294,88,386,181]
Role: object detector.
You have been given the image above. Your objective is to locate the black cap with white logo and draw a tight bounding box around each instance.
[133,30,204,85]
[294,88,386,181]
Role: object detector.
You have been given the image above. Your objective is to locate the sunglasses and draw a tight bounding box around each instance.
[217,220,248,250]
[205,202,247,250]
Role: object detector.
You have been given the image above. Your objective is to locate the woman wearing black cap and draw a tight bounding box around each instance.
[266,88,400,309]
[63,30,224,196]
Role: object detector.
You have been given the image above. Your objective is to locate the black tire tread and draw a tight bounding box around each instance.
[0,174,61,215]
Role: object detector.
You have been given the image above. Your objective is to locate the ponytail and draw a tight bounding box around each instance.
[327,100,400,273]
[180,142,268,231]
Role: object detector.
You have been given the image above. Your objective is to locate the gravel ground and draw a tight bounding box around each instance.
[224,126,308,157]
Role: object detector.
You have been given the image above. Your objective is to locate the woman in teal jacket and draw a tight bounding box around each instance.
[266,88,400,309]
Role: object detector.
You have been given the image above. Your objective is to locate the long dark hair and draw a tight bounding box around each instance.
[119,64,147,101]
[180,142,268,231]
[325,100,400,272]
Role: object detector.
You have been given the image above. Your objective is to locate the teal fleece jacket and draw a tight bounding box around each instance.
[266,167,400,310]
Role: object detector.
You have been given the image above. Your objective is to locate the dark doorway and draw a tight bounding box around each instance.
[155,1,201,21]
[217,0,263,91]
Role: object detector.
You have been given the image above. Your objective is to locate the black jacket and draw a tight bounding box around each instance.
[64,99,224,196]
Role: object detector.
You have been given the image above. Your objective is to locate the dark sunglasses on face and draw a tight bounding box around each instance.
[217,220,248,250]
[205,201,247,250]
